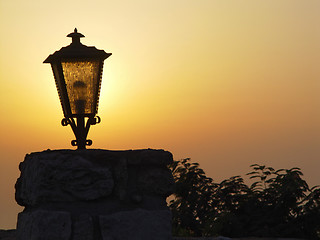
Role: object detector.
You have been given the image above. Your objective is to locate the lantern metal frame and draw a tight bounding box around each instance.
[44,28,111,149]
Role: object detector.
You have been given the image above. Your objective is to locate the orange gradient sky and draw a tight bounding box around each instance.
[0,0,319,229]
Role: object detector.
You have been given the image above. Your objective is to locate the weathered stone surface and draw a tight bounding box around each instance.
[16,149,174,207]
[17,210,71,240]
[138,149,173,166]
[15,151,114,206]
[99,209,172,240]
[112,157,128,201]
[137,166,175,197]
[15,149,175,239]
[0,230,16,240]
[72,214,94,240]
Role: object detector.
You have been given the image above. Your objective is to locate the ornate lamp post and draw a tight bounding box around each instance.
[44,28,111,149]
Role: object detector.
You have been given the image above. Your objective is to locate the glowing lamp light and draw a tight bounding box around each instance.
[44,28,112,149]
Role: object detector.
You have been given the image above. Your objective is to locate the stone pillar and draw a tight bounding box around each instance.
[15,149,175,240]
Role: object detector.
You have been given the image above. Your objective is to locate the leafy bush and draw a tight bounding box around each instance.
[169,159,320,239]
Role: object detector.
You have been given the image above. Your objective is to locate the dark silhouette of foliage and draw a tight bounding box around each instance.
[169,159,320,239]
[169,158,217,236]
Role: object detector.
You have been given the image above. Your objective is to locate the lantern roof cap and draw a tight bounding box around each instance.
[67,28,84,38]
[43,28,111,63]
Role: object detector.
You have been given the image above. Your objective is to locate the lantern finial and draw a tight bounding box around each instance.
[67,28,85,45]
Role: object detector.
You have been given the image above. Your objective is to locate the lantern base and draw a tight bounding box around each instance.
[62,116,101,149]
[15,149,174,240]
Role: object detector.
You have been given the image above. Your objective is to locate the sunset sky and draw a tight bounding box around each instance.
[0,0,319,229]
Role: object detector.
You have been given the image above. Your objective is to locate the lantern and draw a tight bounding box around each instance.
[44,28,111,149]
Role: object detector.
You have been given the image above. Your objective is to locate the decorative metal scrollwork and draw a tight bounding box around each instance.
[64,116,100,149]
[71,139,92,147]
[61,118,70,126]
[96,116,101,124]
[88,116,101,125]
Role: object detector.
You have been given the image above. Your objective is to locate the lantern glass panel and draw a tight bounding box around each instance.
[61,60,100,115]
[51,63,69,115]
